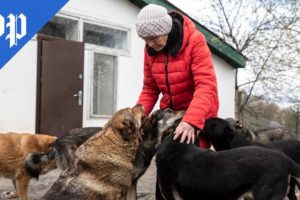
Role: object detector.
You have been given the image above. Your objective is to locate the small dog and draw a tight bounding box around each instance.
[154,110,300,200]
[0,133,56,200]
[225,118,256,141]
[225,118,295,143]
[42,105,144,200]
[203,117,300,200]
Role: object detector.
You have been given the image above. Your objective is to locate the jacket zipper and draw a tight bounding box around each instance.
[165,54,173,109]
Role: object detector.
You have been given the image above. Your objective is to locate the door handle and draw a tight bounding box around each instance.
[73,90,83,106]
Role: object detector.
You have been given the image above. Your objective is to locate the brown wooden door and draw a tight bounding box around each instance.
[37,36,84,137]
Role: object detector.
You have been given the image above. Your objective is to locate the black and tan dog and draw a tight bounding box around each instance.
[51,127,102,170]
[153,110,300,200]
[24,127,101,179]
[42,105,144,200]
[28,109,183,199]
[203,117,300,200]
[27,113,159,199]
[129,108,186,199]
[0,133,57,200]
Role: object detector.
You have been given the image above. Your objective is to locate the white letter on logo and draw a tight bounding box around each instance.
[0,15,4,37]
[5,13,27,48]
[6,14,16,48]
[16,13,26,41]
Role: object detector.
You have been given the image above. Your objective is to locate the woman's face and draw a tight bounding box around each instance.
[143,35,168,52]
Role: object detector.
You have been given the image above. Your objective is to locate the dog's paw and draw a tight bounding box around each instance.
[2,191,18,199]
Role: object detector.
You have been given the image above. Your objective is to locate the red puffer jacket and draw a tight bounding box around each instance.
[137,12,219,132]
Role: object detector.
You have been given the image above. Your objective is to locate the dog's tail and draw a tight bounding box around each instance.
[24,150,56,180]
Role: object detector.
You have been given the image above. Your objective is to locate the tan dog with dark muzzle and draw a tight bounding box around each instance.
[43,105,144,200]
[0,133,56,200]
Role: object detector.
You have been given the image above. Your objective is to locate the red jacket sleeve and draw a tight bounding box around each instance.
[137,49,160,116]
[182,32,219,129]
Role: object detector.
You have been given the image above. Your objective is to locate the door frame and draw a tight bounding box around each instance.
[36,34,57,133]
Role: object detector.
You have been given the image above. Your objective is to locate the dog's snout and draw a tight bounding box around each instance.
[132,105,144,116]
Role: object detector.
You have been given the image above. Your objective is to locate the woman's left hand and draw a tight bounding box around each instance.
[173,121,195,144]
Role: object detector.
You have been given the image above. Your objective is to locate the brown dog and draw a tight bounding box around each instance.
[0,133,57,200]
[43,105,144,200]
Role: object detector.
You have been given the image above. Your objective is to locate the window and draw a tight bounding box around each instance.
[39,14,129,118]
[83,22,128,52]
[92,52,117,116]
[38,16,78,41]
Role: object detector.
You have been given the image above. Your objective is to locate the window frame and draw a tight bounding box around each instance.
[42,13,81,41]
[85,44,119,119]
[57,11,131,56]
[39,11,131,119]
[82,21,130,56]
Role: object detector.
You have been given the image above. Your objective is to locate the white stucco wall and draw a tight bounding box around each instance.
[212,54,236,119]
[0,0,237,132]
[0,40,37,133]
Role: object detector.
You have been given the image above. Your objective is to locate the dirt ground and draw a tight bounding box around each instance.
[0,158,157,200]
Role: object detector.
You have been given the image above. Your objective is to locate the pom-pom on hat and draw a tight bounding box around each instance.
[136,4,172,38]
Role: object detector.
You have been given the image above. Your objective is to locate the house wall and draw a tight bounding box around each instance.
[0,0,236,132]
[0,40,38,133]
[212,54,236,119]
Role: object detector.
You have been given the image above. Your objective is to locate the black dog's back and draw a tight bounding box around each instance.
[203,118,300,164]
[203,118,300,200]
[55,127,102,149]
[54,127,102,170]
[156,134,300,200]
[156,136,247,200]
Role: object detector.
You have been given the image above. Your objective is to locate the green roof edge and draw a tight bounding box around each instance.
[128,0,246,68]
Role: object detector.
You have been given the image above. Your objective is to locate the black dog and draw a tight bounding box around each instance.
[203,117,300,200]
[155,112,300,200]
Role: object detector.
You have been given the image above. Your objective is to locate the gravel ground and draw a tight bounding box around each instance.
[0,157,157,200]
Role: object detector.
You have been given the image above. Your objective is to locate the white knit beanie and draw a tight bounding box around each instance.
[136,4,172,38]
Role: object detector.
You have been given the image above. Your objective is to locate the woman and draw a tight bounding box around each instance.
[136,4,219,147]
